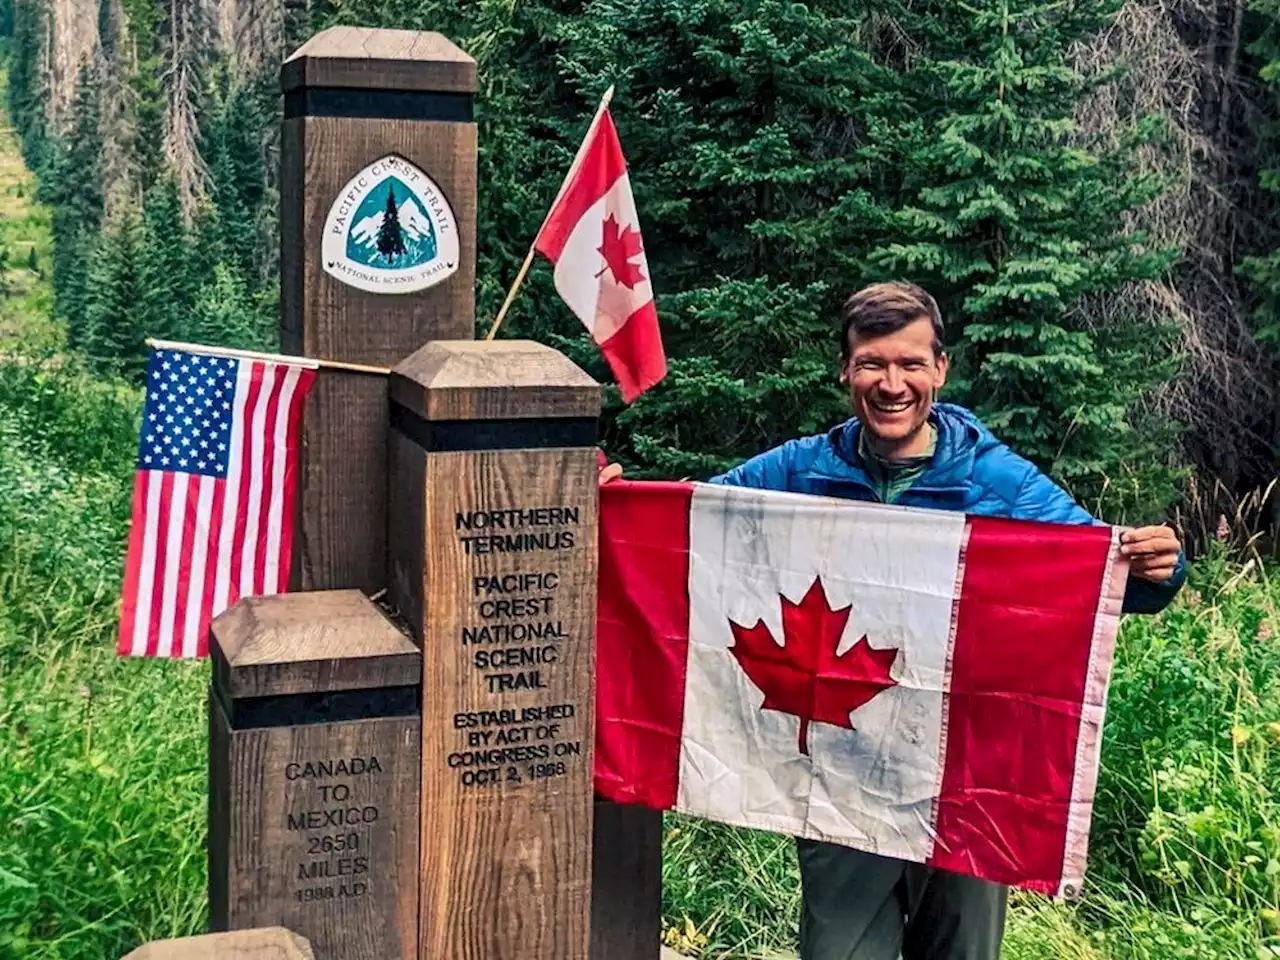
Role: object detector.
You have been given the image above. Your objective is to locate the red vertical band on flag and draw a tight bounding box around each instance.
[166,476,202,657]
[116,472,150,655]
[599,302,668,404]
[197,477,228,658]
[929,516,1116,893]
[253,366,287,595]
[227,364,264,611]
[145,472,176,657]
[275,368,314,594]
[594,479,694,809]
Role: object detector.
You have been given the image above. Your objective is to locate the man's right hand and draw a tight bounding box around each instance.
[599,461,623,484]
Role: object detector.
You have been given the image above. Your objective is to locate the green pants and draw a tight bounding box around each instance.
[796,839,1008,960]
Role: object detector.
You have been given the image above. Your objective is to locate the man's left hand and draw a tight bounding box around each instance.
[1120,525,1182,582]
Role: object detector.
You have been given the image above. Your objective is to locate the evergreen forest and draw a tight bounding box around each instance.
[0,1,1278,958]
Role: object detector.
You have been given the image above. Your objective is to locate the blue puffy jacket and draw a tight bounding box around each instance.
[709,402,1185,615]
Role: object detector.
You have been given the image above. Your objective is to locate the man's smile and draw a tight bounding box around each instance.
[868,396,914,414]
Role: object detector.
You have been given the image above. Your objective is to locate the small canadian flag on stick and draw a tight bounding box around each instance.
[486,88,667,402]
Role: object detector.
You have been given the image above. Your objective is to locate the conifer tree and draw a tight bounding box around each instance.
[120,0,167,193]
[6,0,47,165]
[868,0,1176,511]
[139,176,198,342]
[46,64,106,349]
[83,213,147,381]
[199,57,268,281]
[377,186,406,262]
[1240,0,1280,485]
[191,262,272,352]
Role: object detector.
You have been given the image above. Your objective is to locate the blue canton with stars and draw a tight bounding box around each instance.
[138,350,238,476]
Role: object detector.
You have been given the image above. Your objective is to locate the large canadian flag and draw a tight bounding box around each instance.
[533,102,666,402]
[595,480,1128,897]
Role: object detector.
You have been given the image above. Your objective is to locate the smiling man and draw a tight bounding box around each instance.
[704,281,1185,960]
[600,281,1185,960]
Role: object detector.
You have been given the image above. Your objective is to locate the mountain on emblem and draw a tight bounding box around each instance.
[321,155,460,295]
[345,177,437,269]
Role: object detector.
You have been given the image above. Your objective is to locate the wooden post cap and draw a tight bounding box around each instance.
[210,590,420,700]
[281,26,476,94]
[390,339,601,423]
[121,928,315,960]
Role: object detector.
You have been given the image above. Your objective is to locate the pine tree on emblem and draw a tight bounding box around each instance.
[377,185,407,263]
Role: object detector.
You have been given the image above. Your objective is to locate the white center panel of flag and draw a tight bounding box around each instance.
[676,483,967,864]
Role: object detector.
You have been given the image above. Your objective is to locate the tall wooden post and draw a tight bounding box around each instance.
[388,340,600,960]
[279,26,477,595]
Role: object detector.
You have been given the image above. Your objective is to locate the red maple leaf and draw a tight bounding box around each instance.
[728,577,899,757]
[597,214,646,289]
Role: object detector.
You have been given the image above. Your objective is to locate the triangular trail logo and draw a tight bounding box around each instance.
[322,155,460,295]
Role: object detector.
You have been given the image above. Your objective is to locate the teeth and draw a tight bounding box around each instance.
[873,401,911,413]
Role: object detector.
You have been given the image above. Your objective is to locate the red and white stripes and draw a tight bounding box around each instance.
[118,360,312,659]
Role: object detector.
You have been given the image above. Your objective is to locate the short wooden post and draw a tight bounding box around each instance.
[207,590,422,960]
[387,339,600,960]
[279,26,478,594]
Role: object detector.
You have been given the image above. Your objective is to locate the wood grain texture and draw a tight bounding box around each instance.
[589,802,664,960]
[208,697,420,960]
[416,448,598,960]
[280,112,476,595]
[390,341,600,422]
[386,428,426,633]
[121,927,316,960]
[209,689,231,929]
[282,27,476,94]
[210,592,420,698]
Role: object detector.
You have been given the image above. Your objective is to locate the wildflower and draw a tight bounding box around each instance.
[1215,514,1229,540]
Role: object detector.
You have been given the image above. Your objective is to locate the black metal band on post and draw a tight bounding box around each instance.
[390,402,598,452]
[284,87,474,122]
[214,683,421,730]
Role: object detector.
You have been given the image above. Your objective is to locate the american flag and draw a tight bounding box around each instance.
[117,347,316,658]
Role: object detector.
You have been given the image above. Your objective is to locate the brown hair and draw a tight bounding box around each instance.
[840,282,945,364]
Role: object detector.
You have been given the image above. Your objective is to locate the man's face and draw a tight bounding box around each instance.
[841,316,948,445]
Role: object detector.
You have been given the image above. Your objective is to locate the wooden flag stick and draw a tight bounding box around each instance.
[144,338,391,376]
[484,247,536,342]
[482,84,616,343]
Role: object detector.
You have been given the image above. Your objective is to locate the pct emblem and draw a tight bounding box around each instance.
[321,154,460,294]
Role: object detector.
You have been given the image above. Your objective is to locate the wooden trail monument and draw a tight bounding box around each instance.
[389,340,599,958]
[204,24,662,960]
